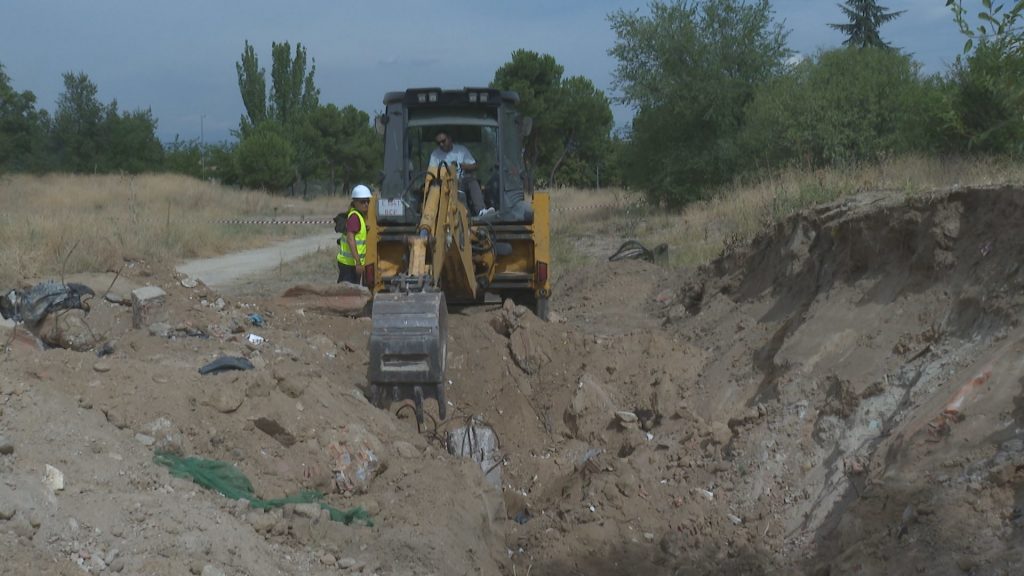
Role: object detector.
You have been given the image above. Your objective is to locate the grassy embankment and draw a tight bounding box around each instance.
[550,155,1024,276]
[0,173,344,288]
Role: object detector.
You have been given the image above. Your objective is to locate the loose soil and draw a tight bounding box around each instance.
[2,186,1023,575]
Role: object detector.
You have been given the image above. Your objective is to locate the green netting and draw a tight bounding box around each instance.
[154,452,373,526]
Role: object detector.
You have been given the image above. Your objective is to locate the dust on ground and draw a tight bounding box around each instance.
[2,186,1023,575]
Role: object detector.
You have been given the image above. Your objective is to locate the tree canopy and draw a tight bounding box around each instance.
[828,0,905,49]
[491,50,613,187]
[609,0,790,205]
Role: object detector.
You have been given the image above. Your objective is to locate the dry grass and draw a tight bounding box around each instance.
[548,155,1024,272]
[0,173,344,287]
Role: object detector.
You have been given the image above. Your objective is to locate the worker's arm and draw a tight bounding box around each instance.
[347,231,363,276]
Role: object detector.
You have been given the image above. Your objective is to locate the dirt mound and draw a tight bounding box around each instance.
[3,186,1024,574]
[658,186,1024,573]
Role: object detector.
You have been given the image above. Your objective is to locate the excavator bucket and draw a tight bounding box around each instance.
[367,291,448,424]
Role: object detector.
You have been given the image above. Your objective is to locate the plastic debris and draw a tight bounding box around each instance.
[447,419,502,488]
[246,333,264,346]
[154,452,371,525]
[198,356,255,375]
[1,281,94,327]
[248,313,265,327]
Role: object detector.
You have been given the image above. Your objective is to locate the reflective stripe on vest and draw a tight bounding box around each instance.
[337,208,367,266]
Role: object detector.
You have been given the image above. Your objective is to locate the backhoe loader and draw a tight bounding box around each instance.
[363,88,551,424]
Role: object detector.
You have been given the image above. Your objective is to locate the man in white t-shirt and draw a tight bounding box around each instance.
[429,129,494,217]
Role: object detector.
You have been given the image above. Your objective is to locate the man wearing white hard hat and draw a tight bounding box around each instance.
[336,184,372,284]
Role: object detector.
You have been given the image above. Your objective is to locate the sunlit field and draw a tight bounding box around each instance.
[2,155,1021,290]
[549,155,1024,273]
[0,173,344,287]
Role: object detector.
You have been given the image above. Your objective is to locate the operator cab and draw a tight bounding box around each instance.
[376,88,533,225]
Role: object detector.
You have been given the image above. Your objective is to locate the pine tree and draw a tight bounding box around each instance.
[828,0,905,49]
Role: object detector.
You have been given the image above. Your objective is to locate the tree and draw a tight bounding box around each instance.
[740,47,945,168]
[547,75,613,186]
[492,51,565,178]
[0,63,49,172]
[946,0,1024,55]
[164,136,203,178]
[269,41,319,124]
[491,50,613,186]
[945,0,1024,154]
[828,0,905,49]
[236,41,267,129]
[609,0,790,206]
[235,41,323,192]
[97,104,163,173]
[235,121,294,190]
[301,104,381,194]
[52,72,107,172]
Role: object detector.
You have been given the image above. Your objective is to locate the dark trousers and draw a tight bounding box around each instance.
[460,175,486,214]
[337,262,360,284]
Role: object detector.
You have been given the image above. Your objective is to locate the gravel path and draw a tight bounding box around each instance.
[175,233,338,288]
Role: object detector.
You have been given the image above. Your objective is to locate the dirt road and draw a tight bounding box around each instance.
[176,233,338,288]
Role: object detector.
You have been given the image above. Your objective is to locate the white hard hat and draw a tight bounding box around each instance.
[351,184,372,199]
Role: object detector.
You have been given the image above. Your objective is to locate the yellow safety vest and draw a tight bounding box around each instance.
[337,208,367,266]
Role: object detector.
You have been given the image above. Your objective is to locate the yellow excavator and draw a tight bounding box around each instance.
[362,88,551,424]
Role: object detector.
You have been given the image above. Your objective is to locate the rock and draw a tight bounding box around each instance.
[564,373,615,441]
[105,292,129,305]
[135,433,156,447]
[181,277,198,288]
[109,558,125,573]
[0,484,17,520]
[308,334,336,353]
[708,422,732,446]
[393,441,419,459]
[43,464,65,492]
[322,424,387,494]
[279,283,371,316]
[201,565,226,576]
[293,503,321,519]
[131,286,168,329]
[508,325,546,374]
[141,417,183,453]
[615,471,640,498]
[93,360,112,373]
[36,310,97,351]
[148,322,172,338]
[247,510,277,533]
[338,557,359,569]
[320,553,337,565]
[0,435,13,455]
[615,411,638,424]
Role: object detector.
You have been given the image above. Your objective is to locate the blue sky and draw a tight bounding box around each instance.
[0,1,974,144]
